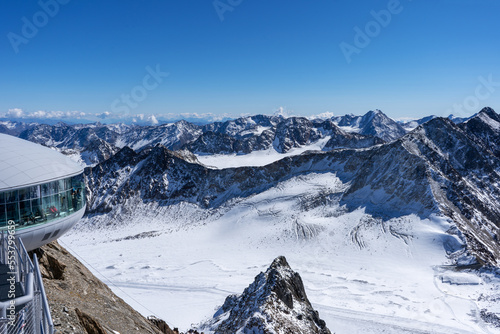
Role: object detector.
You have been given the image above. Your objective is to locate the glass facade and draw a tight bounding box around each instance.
[0,175,85,229]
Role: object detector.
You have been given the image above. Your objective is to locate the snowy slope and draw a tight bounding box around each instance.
[63,171,500,333]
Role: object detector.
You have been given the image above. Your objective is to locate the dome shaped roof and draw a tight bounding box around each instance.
[0,134,84,191]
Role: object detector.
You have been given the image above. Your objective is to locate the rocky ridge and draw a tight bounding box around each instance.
[83,108,500,266]
[199,256,331,334]
[4,110,408,165]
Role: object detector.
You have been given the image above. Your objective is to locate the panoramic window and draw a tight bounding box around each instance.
[0,175,85,228]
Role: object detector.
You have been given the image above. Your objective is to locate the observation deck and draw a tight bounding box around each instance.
[0,134,85,251]
[0,133,87,332]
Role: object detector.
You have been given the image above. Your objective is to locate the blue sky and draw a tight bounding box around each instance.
[1,0,500,123]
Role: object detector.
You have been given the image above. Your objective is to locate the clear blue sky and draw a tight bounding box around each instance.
[1,0,499,123]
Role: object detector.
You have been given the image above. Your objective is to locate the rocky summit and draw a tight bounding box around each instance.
[199,256,331,334]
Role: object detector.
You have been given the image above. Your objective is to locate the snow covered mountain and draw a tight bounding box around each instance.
[0,120,38,136]
[83,109,500,267]
[460,107,500,158]
[18,122,121,166]
[34,107,497,333]
[399,114,475,132]
[331,109,407,141]
[400,115,438,131]
[5,110,407,166]
[199,256,331,334]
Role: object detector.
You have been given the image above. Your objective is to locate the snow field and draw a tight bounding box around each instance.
[63,173,500,333]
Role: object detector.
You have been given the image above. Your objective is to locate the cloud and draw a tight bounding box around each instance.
[308,111,335,120]
[273,107,295,118]
[149,115,159,125]
[6,108,24,118]
[1,108,88,120]
[97,111,111,119]
[1,108,235,125]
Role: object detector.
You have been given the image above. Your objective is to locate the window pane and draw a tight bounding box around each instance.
[41,183,50,197]
[58,179,65,192]
[19,200,31,225]
[5,190,18,203]
[0,192,5,204]
[30,186,40,199]
[50,181,59,195]
[59,191,70,215]
[31,198,44,223]
[65,178,72,191]
[6,203,19,224]
[18,188,29,201]
[45,194,61,219]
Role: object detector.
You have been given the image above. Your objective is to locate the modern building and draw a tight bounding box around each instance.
[0,133,85,251]
[0,133,86,333]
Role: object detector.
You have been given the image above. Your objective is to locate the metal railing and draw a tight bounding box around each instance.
[0,231,54,334]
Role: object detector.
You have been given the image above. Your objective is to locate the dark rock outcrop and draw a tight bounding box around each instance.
[199,256,331,334]
[148,316,178,334]
[75,308,107,334]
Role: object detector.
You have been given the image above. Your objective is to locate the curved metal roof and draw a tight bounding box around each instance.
[0,134,84,191]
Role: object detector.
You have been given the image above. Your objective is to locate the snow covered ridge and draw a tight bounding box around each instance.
[198,256,331,334]
[1,109,407,166]
[82,108,500,267]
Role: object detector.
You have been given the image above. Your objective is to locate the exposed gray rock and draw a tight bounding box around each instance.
[199,256,331,334]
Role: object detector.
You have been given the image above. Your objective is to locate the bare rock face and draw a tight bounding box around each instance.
[199,256,331,334]
[75,308,107,334]
[33,241,166,334]
[148,316,179,334]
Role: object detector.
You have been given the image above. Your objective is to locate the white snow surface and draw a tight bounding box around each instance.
[196,136,331,168]
[477,112,500,131]
[63,172,500,333]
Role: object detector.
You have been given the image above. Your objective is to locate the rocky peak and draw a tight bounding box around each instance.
[274,117,321,153]
[199,256,331,334]
[359,110,407,142]
[459,107,500,158]
[478,107,500,122]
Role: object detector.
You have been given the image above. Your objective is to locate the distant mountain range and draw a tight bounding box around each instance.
[8,107,500,330]
[1,109,453,166]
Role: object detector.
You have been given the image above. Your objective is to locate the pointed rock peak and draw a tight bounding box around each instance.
[54,121,69,127]
[269,255,289,269]
[479,106,496,115]
[199,256,332,334]
[423,116,455,128]
[365,109,384,117]
[146,144,187,161]
[362,109,390,124]
[101,146,139,167]
[478,107,500,122]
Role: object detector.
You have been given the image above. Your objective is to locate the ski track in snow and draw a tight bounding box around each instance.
[62,172,500,333]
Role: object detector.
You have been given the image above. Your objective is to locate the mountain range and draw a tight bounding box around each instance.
[2,107,500,332]
[1,109,412,166]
